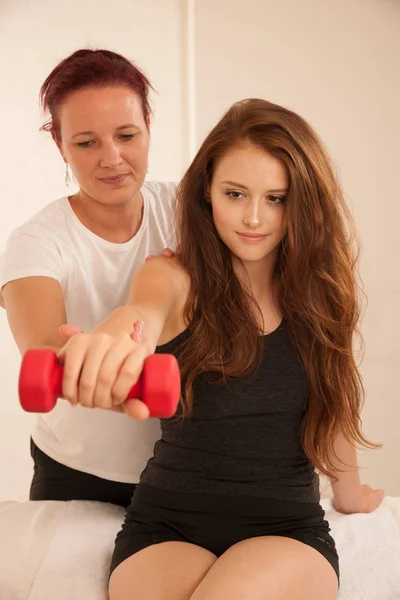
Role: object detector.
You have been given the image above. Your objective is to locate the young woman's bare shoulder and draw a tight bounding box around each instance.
[137,255,189,293]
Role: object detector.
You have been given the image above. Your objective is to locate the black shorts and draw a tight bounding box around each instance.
[29,438,135,508]
[111,483,339,583]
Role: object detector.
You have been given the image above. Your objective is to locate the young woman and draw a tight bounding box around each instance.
[0,48,176,506]
[53,98,384,598]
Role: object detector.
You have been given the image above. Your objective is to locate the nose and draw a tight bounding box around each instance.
[243,199,263,228]
[99,140,122,168]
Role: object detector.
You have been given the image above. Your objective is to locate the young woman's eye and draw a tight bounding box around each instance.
[268,195,286,204]
[225,191,245,200]
[76,140,94,148]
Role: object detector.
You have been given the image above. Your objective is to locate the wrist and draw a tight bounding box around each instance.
[332,486,364,513]
[92,305,140,335]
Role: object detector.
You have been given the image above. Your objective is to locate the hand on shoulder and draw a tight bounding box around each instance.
[145,246,180,262]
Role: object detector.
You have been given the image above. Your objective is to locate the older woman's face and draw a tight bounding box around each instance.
[58,86,150,206]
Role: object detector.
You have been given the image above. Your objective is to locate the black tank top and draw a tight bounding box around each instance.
[140,320,318,503]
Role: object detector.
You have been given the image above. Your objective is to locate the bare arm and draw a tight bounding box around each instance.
[58,257,187,415]
[89,256,186,353]
[2,277,67,354]
[330,433,384,513]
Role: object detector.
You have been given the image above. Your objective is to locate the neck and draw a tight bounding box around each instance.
[69,190,144,243]
[234,252,276,298]
[234,251,282,331]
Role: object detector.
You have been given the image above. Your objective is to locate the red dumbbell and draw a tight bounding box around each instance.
[18,349,180,418]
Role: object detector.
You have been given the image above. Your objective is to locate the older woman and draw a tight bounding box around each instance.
[0,48,176,507]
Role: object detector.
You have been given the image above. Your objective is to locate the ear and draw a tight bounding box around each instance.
[51,130,59,146]
[146,113,151,128]
[51,131,67,162]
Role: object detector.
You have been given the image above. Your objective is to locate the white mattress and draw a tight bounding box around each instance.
[0,497,399,600]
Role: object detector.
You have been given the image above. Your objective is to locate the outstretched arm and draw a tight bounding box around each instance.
[91,256,181,353]
[58,257,186,417]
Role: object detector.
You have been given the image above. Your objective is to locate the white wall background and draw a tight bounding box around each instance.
[0,0,399,500]
[193,0,400,497]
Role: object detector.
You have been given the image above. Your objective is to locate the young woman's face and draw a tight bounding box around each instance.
[210,142,288,270]
[58,86,150,206]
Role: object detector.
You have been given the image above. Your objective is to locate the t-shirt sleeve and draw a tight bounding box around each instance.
[161,182,178,251]
[144,181,178,251]
[0,227,64,298]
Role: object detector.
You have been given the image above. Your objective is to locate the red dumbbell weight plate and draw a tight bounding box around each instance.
[19,349,63,412]
[141,354,181,418]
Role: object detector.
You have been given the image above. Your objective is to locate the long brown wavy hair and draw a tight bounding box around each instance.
[175,98,376,478]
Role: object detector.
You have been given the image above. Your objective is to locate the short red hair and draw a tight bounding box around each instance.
[40,48,153,142]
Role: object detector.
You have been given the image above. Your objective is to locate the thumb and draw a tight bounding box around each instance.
[121,398,150,420]
[58,323,83,340]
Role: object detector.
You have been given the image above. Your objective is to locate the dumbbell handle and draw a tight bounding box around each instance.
[19,349,180,417]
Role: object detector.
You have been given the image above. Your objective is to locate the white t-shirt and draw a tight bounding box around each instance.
[0,181,177,483]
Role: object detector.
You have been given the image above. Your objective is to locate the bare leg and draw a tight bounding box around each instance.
[109,541,217,600]
[190,536,338,600]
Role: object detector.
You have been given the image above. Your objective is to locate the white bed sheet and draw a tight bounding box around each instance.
[0,497,399,600]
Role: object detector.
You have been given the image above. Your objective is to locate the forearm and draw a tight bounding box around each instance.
[3,279,68,354]
[330,433,363,512]
[82,259,180,357]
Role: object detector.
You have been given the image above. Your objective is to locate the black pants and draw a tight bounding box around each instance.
[29,438,136,508]
[111,483,340,583]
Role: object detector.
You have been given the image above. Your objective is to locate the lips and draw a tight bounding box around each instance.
[237,232,267,239]
[99,174,128,183]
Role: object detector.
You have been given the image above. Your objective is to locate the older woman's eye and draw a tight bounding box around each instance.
[76,140,94,148]
[119,134,136,141]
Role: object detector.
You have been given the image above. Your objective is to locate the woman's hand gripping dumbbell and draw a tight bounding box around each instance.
[19,329,181,419]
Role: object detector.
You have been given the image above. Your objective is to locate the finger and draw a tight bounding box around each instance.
[59,324,83,340]
[131,321,149,347]
[365,489,384,513]
[373,489,385,504]
[108,401,149,419]
[161,248,175,258]
[110,346,147,405]
[367,494,384,512]
[145,248,175,262]
[58,335,90,405]
[121,398,150,420]
[78,334,116,409]
[93,334,138,408]
[131,320,144,343]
